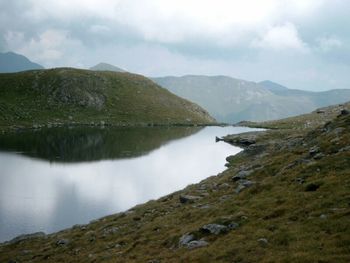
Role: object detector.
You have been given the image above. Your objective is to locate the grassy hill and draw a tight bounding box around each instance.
[1,102,349,262]
[153,75,350,123]
[0,68,215,131]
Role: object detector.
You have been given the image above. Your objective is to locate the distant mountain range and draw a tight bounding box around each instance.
[153,75,350,123]
[0,52,44,73]
[89,62,125,72]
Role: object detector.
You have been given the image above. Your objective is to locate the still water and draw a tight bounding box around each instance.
[0,126,258,242]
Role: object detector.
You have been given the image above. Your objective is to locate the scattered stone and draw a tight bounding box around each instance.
[56,239,70,246]
[340,109,349,116]
[187,239,209,249]
[295,177,305,184]
[100,120,105,126]
[309,146,320,156]
[227,222,239,230]
[179,195,201,204]
[257,238,268,247]
[102,226,119,236]
[320,214,327,220]
[201,224,228,235]
[235,184,246,194]
[232,170,253,181]
[313,153,325,160]
[9,232,46,244]
[179,233,195,246]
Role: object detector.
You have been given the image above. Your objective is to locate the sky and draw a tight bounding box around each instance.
[0,0,349,91]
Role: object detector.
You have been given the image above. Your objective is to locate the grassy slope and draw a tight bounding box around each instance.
[0,68,215,131]
[0,103,349,262]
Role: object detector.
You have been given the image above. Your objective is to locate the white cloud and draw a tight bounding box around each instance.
[5,29,83,66]
[251,22,307,51]
[316,36,343,52]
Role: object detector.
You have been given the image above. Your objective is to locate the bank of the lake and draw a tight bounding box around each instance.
[0,102,349,263]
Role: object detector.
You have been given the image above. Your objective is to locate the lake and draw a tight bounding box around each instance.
[0,126,259,242]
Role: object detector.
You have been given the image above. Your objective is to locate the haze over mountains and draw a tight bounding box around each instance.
[153,75,350,123]
[0,52,44,73]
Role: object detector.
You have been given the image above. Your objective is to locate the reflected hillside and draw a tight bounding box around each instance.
[0,126,202,163]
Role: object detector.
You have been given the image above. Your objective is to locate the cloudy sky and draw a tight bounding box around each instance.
[1,0,349,91]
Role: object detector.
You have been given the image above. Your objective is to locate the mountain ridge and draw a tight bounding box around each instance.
[153,75,350,123]
[0,51,44,73]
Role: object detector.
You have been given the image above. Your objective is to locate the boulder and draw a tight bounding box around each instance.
[200,224,228,235]
[179,195,201,204]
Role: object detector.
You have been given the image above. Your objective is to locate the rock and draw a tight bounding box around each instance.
[232,170,253,181]
[215,136,223,142]
[200,224,228,235]
[100,120,105,126]
[295,177,305,184]
[228,222,239,230]
[187,239,209,249]
[102,226,119,236]
[179,195,201,204]
[340,109,349,116]
[9,232,46,244]
[316,110,325,114]
[309,146,320,156]
[320,214,327,220]
[56,239,70,246]
[257,238,268,247]
[179,233,195,246]
[235,184,246,194]
[313,153,325,160]
[235,179,255,193]
[68,115,73,120]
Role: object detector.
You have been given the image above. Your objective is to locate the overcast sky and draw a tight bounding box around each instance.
[1,0,349,91]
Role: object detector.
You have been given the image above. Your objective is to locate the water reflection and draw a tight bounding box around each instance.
[0,126,201,162]
[0,126,260,242]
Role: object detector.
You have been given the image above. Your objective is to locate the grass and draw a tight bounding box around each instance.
[0,103,349,262]
[0,68,215,132]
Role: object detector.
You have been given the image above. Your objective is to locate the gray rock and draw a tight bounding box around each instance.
[313,153,325,160]
[257,238,268,247]
[187,239,209,249]
[340,109,349,116]
[179,233,195,246]
[228,222,239,230]
[235,184,246,194]
[309,146,320,156]
[56,239,70,246]
[9,232,46,244]
[232,170,253,181]
[179,195,201,204]
[201,224,228,235]
[102,226,119,236]
[320,214,327,220]
[239,179,255,187]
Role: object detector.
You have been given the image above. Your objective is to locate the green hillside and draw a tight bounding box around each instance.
[0,68,215,131]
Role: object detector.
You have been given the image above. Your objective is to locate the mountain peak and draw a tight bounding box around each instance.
[0,51,44,73]
[258,80,288,91]
[89,62,125,72]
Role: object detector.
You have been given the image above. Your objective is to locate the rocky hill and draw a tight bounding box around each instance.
[153,75,350,123]
[1,102,349,262]
[0,68,215,131]
[0,51,44,73]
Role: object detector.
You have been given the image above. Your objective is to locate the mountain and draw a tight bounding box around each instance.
[258,80,288,91]
[2,102,349,262]
[0,51,44,73]
[153,75,350,123]
[0,68,215,130]
[89,62,125,72]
